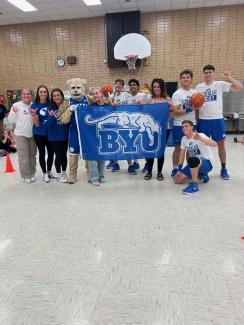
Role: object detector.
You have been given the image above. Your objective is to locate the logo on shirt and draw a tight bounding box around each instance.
[187,142,201,156]
[182,96,192,111]
[204,89,217,102]
[39,107,48,116]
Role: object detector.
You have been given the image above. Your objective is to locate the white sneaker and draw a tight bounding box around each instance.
[30,176,37,182]
[48,171,56,179]
[24,178,32,184]
[56,173,62,181]
[43,173,50,183]
[91,181,100,186]
[60,172,68,183]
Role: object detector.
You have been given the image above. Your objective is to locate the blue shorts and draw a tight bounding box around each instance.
[181,159,213,178]
[173,125,197,145]
[198,118,226,141]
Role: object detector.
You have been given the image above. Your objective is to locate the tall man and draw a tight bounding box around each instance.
[195,65,243,180]
[171,69,197,177]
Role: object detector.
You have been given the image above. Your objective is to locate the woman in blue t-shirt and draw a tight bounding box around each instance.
[30,85,54,183]
[47,88,69,183]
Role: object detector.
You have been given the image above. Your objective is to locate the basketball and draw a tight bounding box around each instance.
[190,92,205,108]
[101,83,113,97]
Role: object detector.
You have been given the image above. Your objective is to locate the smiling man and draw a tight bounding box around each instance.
[171,69,197,177]
[195,64,243,180]
[174,120,217,194]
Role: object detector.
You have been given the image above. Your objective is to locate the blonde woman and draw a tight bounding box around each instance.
[8,88,37,183]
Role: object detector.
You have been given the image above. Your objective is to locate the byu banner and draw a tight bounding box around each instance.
[76,103,169,161]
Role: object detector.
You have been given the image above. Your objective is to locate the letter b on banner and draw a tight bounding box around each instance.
[99,130,120,154]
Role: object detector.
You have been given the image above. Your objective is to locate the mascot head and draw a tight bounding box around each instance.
[67,78,87,100]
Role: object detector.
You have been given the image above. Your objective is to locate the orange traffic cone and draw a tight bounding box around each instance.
[5,153,15,173]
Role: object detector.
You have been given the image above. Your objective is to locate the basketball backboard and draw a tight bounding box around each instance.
[114,33,151,60]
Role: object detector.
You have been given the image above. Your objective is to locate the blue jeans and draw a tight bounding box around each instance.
[88,160,105,182]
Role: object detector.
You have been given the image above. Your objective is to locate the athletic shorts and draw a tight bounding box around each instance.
[198,118,226,141]
[181,159,213,178]
[173,125,197,145]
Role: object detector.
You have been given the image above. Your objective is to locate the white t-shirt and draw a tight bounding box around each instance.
[111,92,132,105]
[195,81,231,119]
[172,88,196,126]
[181,133,214,165]
[127,92,151,104]
[8,101,33,138]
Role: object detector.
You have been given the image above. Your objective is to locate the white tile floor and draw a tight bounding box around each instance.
[1,135,244,325]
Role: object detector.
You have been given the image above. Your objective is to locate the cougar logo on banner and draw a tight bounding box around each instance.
[84,112,162,155]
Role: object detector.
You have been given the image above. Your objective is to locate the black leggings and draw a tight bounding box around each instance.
[34,135,54,173]
[50,140,68,173]
[146,129,171,174]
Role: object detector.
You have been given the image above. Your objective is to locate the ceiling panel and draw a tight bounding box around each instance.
[0,0,243,25]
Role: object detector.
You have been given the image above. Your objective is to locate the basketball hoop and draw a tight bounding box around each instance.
[114,33,151,70]
[125,55,138,70]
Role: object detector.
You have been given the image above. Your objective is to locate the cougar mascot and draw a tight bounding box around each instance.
[60,78,89,184]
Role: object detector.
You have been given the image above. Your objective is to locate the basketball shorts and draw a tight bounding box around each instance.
[173,125,197,145]
[181,159,213,178]
[198,118,226,141]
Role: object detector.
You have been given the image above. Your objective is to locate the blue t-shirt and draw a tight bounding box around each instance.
[31,102,51,136]
[47,108,69,142]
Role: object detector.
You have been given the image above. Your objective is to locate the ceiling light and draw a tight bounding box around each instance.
[7,0,38,12]
[83,0,102,6]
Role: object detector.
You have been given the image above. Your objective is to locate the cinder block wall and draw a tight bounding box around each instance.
[0,5,243,94]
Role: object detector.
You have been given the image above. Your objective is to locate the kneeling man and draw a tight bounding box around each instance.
[174,120,217,194]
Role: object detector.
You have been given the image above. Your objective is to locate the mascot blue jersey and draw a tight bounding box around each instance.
[68,96,89,155]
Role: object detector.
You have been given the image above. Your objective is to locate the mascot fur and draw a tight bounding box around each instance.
[60,78,89,184]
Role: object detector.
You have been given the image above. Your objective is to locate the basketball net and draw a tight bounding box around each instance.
[125,55,138,70]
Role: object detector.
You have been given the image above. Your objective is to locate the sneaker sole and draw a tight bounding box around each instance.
[182,190,199,194]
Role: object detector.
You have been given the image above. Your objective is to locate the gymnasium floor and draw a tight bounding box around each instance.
[0,134,244,325]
